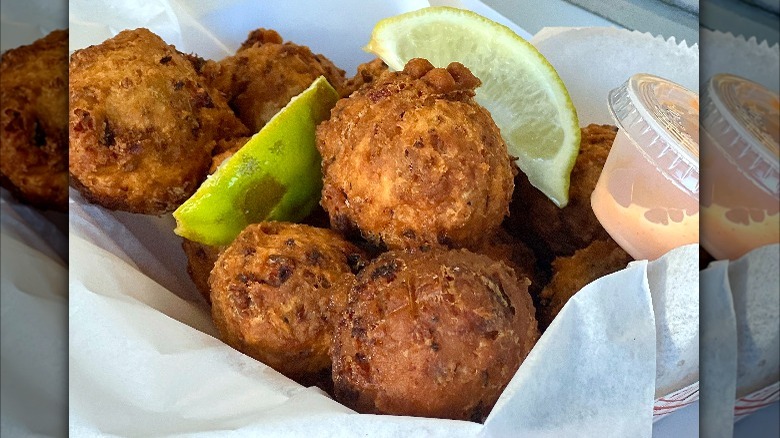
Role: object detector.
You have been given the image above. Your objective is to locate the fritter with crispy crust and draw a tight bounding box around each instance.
[538,238,633,329]
[201,28,348,132]
[69,28,248,214]
[331,249,538,421]
[209,222,367,385]
[317,58,515,251]
[0,30,69,211]
[508,124,617,259]
[343,58,389,96]
[475,228,539,290]
[182,238,224,304]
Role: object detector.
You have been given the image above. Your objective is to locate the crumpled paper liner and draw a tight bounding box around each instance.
[64,3,699,436]
[699,29,779,92]
[730,245,780,399]
[531,27,699,124]
[700,244,780,431]
[1,190,68,436]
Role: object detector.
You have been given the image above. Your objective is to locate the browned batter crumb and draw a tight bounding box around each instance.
[538,238,633,329]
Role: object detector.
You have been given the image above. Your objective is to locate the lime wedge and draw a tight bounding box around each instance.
[365,6,580,207]
[173,76,339,245]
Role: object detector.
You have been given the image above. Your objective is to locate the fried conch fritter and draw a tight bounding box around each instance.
[332,249,538,421]
[69,28,249,214]
[508,124,618,259]
[343,58,389,96]
[201,28,348,133]
[209,222,367,385]
[0,30,69,211]
[317,58,515,251]
[538,238,633,329]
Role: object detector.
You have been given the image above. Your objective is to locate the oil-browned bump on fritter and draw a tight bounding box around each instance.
[343,58,389,96]
[181,238,225,304]
[538,238,633,329]
[209,136,251,174]
[200,28,348,132]
[69,28,249,214]
[331,249,538,421]
[0,30,69,211]
[508,124,617,259]
[209,222,368,385]
[474,228,539,289]
[317,58,515,251]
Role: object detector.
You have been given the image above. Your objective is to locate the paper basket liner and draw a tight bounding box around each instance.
[652,381,699,422]
[734,381,780,420]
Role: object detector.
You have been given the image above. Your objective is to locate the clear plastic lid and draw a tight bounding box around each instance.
[608,73,700,196]
[702,73,780,198]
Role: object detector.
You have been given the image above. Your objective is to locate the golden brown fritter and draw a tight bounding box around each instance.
[181,203,340,305]
[200,28,348,133]
[69,28,248,214]
[181,136,249,304]
[332,249,538,421]
[182,238,225,304]
[538,238,633,329]
[209,222,367,385]
[343,58,389,96]
[317,58,515,251]
[209,136,250,173]
[0,30,68,211]
[475,228,538,289]
[508,124,617,259]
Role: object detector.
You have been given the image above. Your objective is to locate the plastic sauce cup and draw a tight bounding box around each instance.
[700,74,779,260]
[591,74,699,261]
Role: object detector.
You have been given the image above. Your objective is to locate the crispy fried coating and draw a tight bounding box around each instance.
[538,238,633,329]
[181,202,340,305]
[0,30,68,211]
[181,238,225,304]
[317,58,514,251]
[209,222,367,385]
[508,124,617,259]
[332,249,538,421]
[343,58,389,96]
[200,28,348,133]
[209,136,250,173]
[69,28,248,214]
[475,229,538,289]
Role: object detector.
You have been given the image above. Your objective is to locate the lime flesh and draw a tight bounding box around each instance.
[173,76,339,245]
[365,7,580,207]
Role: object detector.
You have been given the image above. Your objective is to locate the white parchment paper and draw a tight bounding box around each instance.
[729,245,780,398]
[65,2,699,436]
[700,29,780,92]
[700,260,737,438]
[1,190,68,437]
[531,27,699,124]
